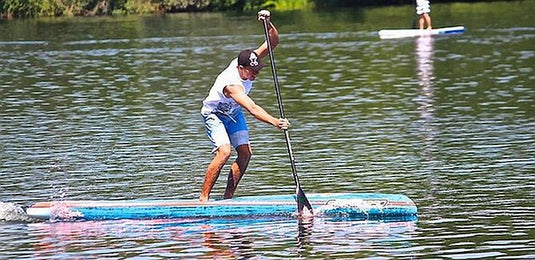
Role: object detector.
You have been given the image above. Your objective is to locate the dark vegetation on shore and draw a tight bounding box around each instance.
[0,0,514,19]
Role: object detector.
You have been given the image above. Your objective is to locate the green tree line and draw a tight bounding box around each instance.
[0,0,512,19]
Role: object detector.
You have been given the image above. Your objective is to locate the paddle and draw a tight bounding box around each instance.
[260,16,313,214]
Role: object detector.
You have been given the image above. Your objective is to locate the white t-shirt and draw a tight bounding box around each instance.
[416,0,431,15]
[201,58,253,116]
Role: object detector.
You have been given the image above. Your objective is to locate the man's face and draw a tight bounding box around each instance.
[239,65,260,81]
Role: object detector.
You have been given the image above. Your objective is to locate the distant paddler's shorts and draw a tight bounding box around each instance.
[202,108,249,153]
[416,0,431,15]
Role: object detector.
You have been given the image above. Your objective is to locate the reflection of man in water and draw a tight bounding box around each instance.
[415,35,436,159]
[416,0,432,30]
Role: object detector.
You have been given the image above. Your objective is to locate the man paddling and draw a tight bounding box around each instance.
[199,10,290,201]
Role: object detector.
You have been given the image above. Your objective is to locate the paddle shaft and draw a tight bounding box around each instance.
[260,18,312,213]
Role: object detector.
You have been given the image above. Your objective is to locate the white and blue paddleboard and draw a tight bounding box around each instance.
[378,26,465,39]
[25,193,417,221]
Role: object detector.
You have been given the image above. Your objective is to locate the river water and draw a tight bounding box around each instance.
[1,1,534,258]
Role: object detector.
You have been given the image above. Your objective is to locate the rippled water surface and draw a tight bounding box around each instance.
[1,1,534,258]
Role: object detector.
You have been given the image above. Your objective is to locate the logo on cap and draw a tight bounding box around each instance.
[248,53,259,67]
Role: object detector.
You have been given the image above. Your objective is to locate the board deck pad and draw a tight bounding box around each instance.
[25,193,417,221]
[378,26,465,39]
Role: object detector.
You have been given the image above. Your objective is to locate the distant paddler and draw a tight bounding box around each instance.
[416,0,432,30]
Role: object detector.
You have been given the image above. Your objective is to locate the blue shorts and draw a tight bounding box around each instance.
[202,109,249,153]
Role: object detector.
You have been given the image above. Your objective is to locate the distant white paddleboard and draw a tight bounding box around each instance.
[378,26,465,39]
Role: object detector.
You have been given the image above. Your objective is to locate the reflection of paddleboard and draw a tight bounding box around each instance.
[378,26,465,39]
[25,193,417,221]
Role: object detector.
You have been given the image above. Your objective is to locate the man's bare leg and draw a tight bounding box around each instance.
[224,144,252,199]
[418,15,425,30]
[200,144,231,201]
[424,13,432,29]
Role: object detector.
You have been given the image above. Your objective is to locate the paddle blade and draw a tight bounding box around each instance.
[296,186,313,214]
